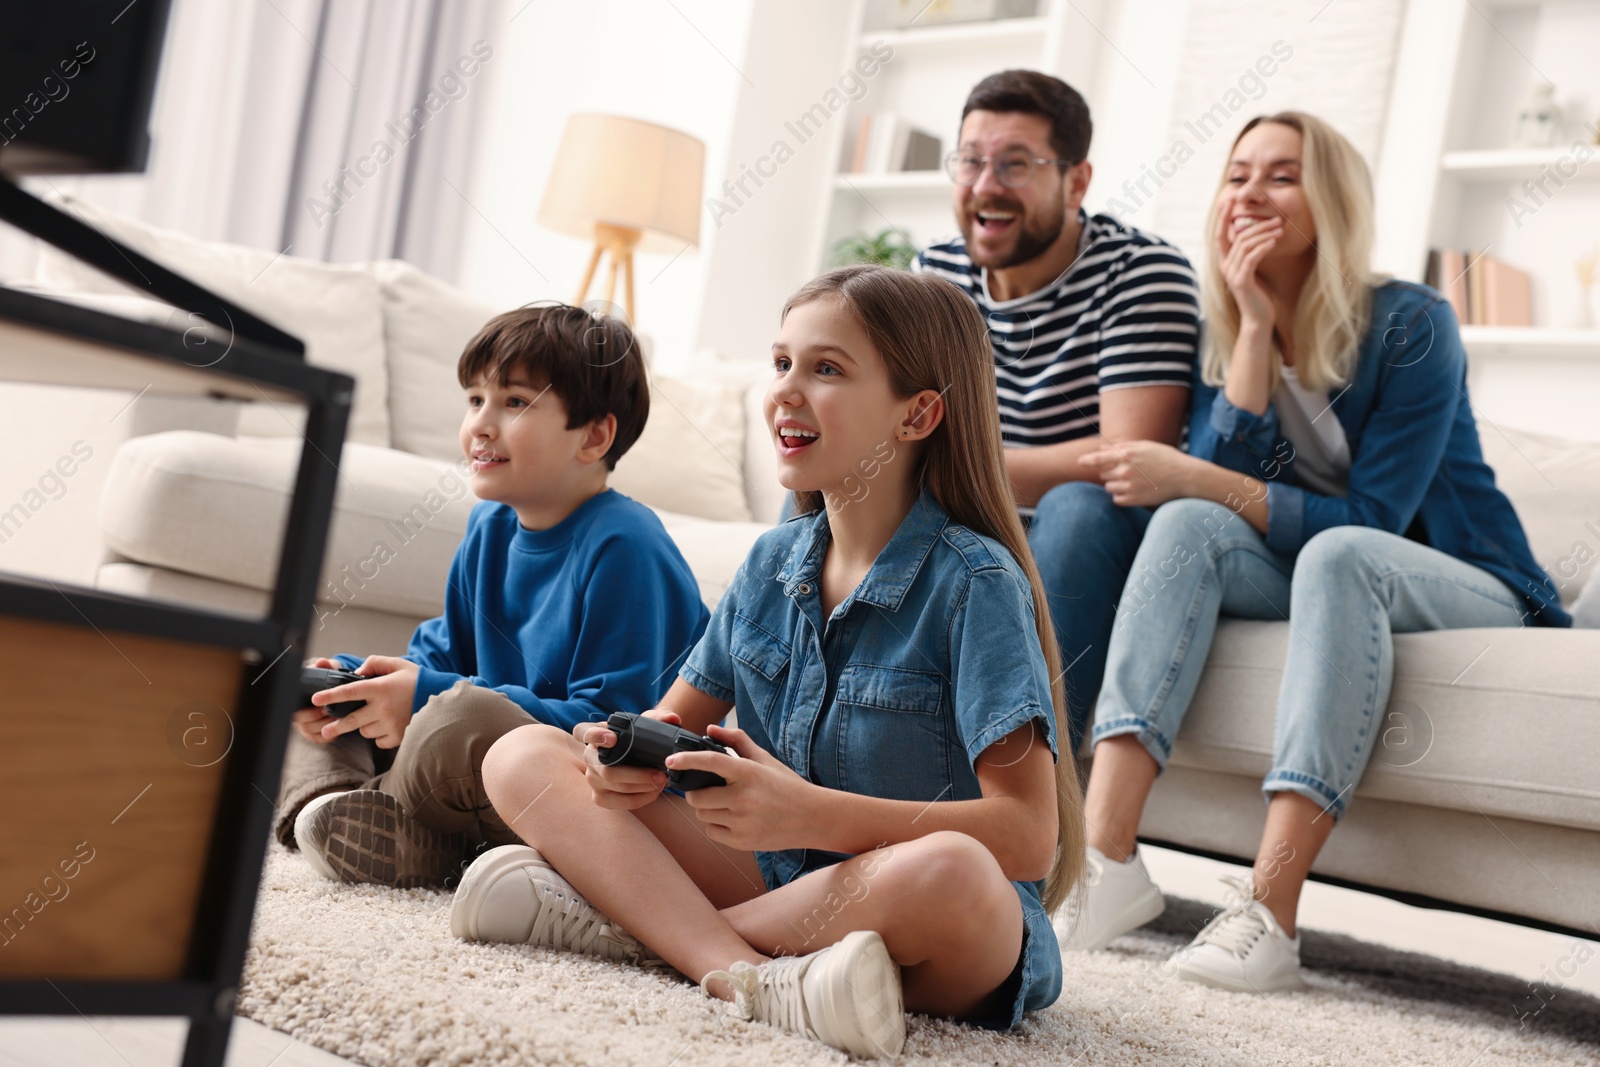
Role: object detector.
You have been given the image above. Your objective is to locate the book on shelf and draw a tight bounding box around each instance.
[843,113,943,175]
[1424,248,1531,327]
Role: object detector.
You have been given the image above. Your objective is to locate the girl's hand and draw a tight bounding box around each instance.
[573,709,676,810]
[1080,440,1199,508]
[1215,207,1282,331]
[314,655,419,749]
[673,724,819,852]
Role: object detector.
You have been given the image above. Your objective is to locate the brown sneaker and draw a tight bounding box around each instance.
[294,789,465,888]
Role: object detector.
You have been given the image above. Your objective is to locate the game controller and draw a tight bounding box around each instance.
[597,711,730,790]
[300,666,367,718]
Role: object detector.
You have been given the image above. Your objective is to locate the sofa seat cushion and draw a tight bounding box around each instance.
[1175,620,1600,832]
[96,562,424,659]
[101,432,473,619]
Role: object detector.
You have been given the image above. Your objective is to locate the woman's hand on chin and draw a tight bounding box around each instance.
[1215,208,1281,332]
[1080,441,1200,508]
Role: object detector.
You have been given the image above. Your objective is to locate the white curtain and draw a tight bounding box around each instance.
[1,0,498,282]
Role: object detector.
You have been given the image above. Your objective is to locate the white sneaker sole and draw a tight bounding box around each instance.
[1059,883,1166,952]
[1174,957,1306,993]
[449,844,552,941]
[293,791,347,882]
[813,930,906,1059]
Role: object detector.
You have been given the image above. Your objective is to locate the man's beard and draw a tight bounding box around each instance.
[962,195,1068,270]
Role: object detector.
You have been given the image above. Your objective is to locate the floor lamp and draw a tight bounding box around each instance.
[538,113,704,324]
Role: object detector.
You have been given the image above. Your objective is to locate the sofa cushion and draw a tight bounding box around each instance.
[33,192,392,448]
[100,432,471,619]
[610,375,753,523]
[1477,421,1600,606]
[100,431,774,622]
[96,562,425,659]
[1176,619,1600,833]
[371,259,502,463]
[650,508,771,608]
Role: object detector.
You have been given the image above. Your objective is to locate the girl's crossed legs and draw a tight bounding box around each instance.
[480,723,1026,1022]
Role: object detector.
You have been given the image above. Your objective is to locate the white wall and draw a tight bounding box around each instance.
[693,0,859,364]
[454,0,755,372]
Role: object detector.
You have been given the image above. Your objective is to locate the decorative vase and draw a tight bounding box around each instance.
[1514,83,1562,148]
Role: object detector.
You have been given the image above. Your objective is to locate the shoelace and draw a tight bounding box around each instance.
[530,884,645,963]
[701,956,816,1039]
[1191,876,1271,959]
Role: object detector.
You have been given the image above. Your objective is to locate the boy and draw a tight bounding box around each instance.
[275,304,710,888]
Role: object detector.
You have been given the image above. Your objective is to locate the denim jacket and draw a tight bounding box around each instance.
[679,491,1064,1024]
[1189,280,1570,628]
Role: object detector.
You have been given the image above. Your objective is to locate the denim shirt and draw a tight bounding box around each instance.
[1189,280,1570,628]
[679,490,1059,892]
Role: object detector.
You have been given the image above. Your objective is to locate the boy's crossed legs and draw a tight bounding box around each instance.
[276,680,531,886]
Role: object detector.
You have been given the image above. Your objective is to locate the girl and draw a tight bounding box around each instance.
[1061,112,1569,990]
[448,266,1086,1056]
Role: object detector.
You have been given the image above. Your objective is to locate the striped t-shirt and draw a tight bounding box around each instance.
[914,212,1201,511]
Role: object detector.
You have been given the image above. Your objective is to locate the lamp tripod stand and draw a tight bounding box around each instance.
[574,221,641,321]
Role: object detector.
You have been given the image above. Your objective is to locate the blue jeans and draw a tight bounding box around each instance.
[1091,498,1527,818]
[1027,483,1152,755]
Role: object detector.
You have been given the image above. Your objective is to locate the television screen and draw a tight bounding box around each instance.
[0,0,174,176]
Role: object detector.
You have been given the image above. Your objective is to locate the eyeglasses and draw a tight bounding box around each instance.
[943,150,1075,188]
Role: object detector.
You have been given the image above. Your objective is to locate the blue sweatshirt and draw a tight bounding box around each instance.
[335,489,710,731]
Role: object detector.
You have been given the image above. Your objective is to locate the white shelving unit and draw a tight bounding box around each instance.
[1440,147,1600,183]
[807,0,1111,273]
[1459,325,1600,359]
[1383,0,1600,362]
[1375,0,1600,440]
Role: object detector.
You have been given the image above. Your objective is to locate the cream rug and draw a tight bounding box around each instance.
[239,844,1600,1066]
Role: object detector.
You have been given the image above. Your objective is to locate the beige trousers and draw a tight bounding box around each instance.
[274,679,533,849]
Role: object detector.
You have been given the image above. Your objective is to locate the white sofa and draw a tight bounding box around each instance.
[14,196,1600,937]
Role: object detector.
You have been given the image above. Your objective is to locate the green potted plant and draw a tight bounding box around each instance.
[829,227,918,270]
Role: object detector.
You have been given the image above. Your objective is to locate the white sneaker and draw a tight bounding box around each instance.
[1054,845,1166,951]
[702,930,905,1059]
[1170,877,1305,992]
[449,844,662,966]
[292,790,347,881]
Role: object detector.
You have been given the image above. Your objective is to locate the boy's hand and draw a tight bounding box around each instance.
[291,657,342,743]
[573,708,678,811]
[674,724,817,852]
[314,655,419,749]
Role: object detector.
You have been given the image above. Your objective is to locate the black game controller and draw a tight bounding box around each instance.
[597,711,730,790]
[300,666,368,718]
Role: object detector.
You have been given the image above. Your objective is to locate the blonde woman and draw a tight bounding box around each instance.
[1056,112,1569,989]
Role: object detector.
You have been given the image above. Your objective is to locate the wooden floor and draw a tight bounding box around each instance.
[0,1017,356,1067]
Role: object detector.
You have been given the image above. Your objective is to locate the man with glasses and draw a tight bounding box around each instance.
[914,70,1200,755]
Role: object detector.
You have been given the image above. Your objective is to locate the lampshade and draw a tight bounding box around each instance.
[537,113,705,256]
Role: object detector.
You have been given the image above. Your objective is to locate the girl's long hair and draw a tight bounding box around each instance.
[1201,111,1376,393]
[783,265,1085,915]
